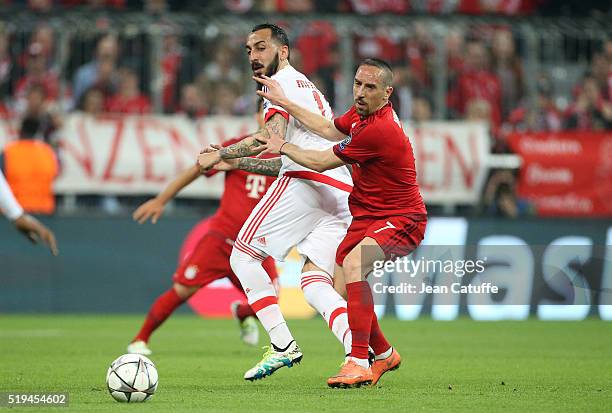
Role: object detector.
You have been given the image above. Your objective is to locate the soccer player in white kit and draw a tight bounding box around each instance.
[198,24,354,381]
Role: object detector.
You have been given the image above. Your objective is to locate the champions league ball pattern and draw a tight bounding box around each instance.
[106,354,158,403]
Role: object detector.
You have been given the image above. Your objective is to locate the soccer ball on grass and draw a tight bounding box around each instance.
[106,354,158,402]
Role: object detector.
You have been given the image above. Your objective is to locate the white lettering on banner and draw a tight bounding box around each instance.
[245,175,267,199]
[0,116,490,203]
[525,163,573,185]
[51,114,257,196]
[534,194,593,213]
[405,121,489,204]
[519,136,582,155]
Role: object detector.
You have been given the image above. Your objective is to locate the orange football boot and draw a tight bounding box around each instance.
[371,348,401,385]
[327,360,373,388]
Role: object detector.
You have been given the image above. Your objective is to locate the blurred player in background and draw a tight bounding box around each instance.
[255,58,427,388]
[0,169,58,255]
[127,101,279,356]
[198,23,354,381]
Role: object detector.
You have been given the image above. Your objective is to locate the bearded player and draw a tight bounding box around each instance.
[255,58,427,387]
[126,102,280,355]
[198,24,355,381]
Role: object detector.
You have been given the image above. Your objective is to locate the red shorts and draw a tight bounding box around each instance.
[335,215,427,266]
[173,231,278,290]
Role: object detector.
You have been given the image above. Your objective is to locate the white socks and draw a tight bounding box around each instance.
[375,347,393,360]
[301,271,352,355]
[230,247,294,349]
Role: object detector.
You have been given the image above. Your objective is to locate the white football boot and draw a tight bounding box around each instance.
[243,341,303,381]
[127,340,152,356]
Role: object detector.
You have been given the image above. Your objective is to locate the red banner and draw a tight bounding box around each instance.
[509,131,612,217]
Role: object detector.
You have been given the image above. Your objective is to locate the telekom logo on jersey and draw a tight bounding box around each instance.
[245,174,267,199]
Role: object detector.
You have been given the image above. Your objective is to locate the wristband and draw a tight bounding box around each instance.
[279,142,288,155]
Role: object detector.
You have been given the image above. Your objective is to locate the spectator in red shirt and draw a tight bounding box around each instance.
[14,43,59,110]
[106,67,151,115]
[355,26,404,65]
[448,40,502,127]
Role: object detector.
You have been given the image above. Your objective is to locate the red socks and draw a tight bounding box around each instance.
[134,288,184,343]
[346,281,374,359]
[235,302,256,321]
[369,312,391,355]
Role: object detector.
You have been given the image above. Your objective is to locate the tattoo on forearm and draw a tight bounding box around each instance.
[219,133,265,159]
[238,158,282,177]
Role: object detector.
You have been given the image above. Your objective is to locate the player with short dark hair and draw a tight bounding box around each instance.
[255,58,427,388]
[198,23,356,382]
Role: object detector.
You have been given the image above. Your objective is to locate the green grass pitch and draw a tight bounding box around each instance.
[0,315,610,412]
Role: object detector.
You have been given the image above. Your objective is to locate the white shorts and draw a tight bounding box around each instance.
[234,175,352,276]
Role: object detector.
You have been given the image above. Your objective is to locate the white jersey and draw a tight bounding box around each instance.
[262,65,352,187]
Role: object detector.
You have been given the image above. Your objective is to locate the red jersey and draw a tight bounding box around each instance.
[332,103,426,219]
[204,137,277,239]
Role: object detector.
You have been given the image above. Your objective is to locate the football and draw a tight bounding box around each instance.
[106,354,158,403]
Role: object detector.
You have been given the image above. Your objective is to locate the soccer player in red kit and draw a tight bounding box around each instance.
[255,58,427,388]
[127,111,281,356]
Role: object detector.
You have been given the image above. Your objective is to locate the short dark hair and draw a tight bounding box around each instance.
[251,23,289,48]
[358,58,393,87]
[252,23,291,60]
[20,116,40,139]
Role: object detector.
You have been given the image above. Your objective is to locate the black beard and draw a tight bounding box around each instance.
[256,53,280,91]
[266,53,280,77]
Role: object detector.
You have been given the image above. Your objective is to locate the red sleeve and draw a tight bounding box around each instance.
[332,124,381,164]
[264,108,289,123]
[333,107,355,136]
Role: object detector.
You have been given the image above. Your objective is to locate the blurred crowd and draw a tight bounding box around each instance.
[0,9,610,218]
[0,0,610,16]
[0,18,610,151]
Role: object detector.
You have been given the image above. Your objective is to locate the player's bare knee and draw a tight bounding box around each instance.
[173,282,197,300]
[342,255,363,283]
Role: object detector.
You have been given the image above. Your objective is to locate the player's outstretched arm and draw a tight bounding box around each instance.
[196,120,282,172]
[281,145,344,173]
[260,130,344,173]
[133,165,200,224]
[254,75,345,142]
[237,157,282,177]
